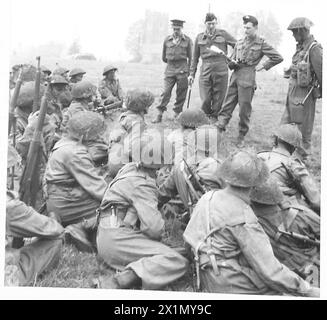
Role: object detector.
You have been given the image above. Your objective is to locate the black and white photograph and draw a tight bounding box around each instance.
[1,0,325,301]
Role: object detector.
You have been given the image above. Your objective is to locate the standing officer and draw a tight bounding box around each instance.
[281,17,322,157]
[217,15,283,147]
[152,19,193,123]
[188,13,236,121]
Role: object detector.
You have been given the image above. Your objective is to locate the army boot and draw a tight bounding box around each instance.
[94,269,141,289]
[152,111,163,123]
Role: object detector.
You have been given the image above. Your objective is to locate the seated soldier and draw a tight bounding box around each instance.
[61,80,109,165]
[94,135,189,290]
[258,123,320,214]
[167,109,209,166]
[5,145,64,286]
[98,65,123,106]
[69,68,86,86]
[183,150,319,297]
[108,89,154,178]
[44,111,108,252]
[250,177,320,285]
[158,123,225,214]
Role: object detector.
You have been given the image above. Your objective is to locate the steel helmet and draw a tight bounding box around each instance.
[103,65,118,75]
[69,68,86,78]
[125,89,155,112]
[250,177,284,205]
[53,67,69,76]
[66,111,106,142]
[50,75,69,85]
[273,124,302,148]
[71,80,97,99]
[287,17,314,30]
[178,109,209,128]
[41,65,52,75]
[219,150,270,187]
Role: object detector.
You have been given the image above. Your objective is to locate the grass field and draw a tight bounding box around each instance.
[10,57,322,290]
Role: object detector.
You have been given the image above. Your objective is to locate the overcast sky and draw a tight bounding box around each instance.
[8,0,325,64]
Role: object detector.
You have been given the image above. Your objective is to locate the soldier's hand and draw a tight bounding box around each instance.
[188,76,194,86]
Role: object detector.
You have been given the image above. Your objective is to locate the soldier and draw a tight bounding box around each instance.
[281,17,322,157]
[183,150,319,296]
[167,109,209,166]
[250,177,320,285]
[188,13,236,120]
[5,145,64,286]
[47,75,72,131]
[69,68,86,85]
[216,15,283,147]
[108,89,154,178]
[98,65,123,106]
[41,66,52,83]
[258,124,320,214]
[94,136,189,290]
[152,19,193,123]
[52,66,70,82]
[44,111,108,251]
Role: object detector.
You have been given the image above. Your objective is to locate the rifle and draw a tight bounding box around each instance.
[32,56,41,112]
[19,82,50,207]
[182,158,209,194]
[93,100,123,115]
[281,161,300,190]
[278,229,320,247]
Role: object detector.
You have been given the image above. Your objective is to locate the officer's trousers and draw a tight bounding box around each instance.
[280,80,317,153]
[217,72,255,137]
[199,63,229,118]
[157,74,188,114]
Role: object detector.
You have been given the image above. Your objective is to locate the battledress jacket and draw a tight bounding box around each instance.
[44,137,107,225]
[183,188,313,295]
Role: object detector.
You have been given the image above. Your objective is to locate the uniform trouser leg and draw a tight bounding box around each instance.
[157,76,177,112]
[238,85,255,137]
[217,78,239,129]
[211,72,229,118]
[299,95,316,152]
[97,227,189,290]
[199,72,213,115]
[173,74,188,113]
[18,238,63,286]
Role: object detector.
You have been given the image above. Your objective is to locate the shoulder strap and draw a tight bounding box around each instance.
[304,41,318,60]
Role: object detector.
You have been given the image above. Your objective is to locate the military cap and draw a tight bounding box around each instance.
[103,65,118,75]
[219,150,269,187]
[287,17,314,30]
[41,66,52,75]
[50,75,69,85]
[52,67,69,76]
[69,68,86,78]
[125,89,155,112]
[243,15,258,26]
[171,19,185,27]
[178,109,209,128]
[71,80,97,99]
[205,13,217,23]
[250,177,284,205]
[67,111,106,141]
[7,144,21,168]
[273,124,302,148]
